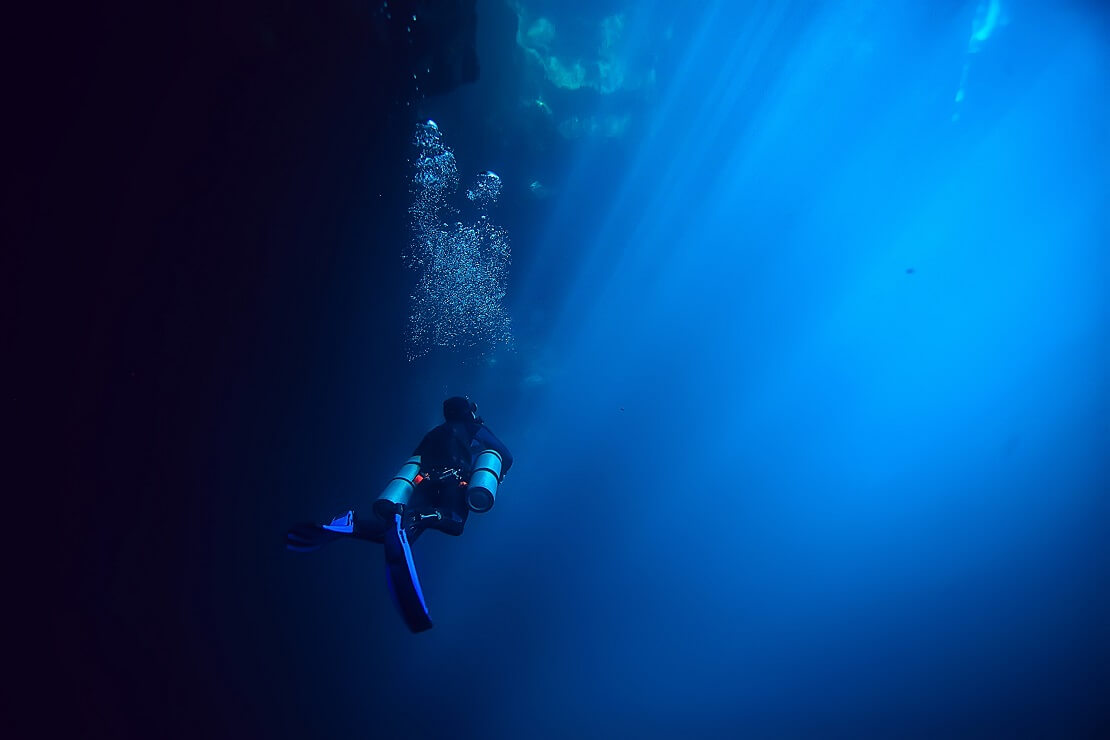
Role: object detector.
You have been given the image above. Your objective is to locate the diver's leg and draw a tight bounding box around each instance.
[424,512,464,536]
[423,483,468,536]
[400,480,465,536]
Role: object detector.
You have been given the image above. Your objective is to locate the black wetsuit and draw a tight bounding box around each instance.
[411,419,513,536]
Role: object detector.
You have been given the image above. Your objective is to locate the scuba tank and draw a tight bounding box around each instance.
[373,455,422,519]
[465,449,503,513]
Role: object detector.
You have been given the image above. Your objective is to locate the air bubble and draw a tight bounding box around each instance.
[404,123,512,360]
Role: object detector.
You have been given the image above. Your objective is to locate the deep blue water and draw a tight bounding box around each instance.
[348,1,1109,736]
[31,0,1107,737]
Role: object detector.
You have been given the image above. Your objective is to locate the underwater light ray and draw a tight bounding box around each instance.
[603,0,797,278]
[540,1,810,354]
[515,1,727,295]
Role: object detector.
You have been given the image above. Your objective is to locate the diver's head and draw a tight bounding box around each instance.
[443,396,478,422]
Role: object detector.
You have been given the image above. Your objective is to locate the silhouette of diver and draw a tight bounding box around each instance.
[401,395,513,538]
[285,396,513,551]
[286,396,512,631]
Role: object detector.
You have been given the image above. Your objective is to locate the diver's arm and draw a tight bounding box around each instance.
[474,425,513,478]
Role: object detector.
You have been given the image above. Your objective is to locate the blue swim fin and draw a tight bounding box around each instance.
[322,510,355,534]
[286,509,433,633]
[286,510,390,552]
[285,521,348,553]
[384,512,433,633]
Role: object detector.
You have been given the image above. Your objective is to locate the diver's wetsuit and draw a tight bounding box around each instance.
[412,419,513,536]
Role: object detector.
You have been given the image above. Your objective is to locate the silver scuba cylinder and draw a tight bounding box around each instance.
[373,455,422,519]
[466,449,503,513]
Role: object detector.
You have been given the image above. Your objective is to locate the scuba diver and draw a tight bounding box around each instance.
[399,395,513,538]
[285,396,512,632]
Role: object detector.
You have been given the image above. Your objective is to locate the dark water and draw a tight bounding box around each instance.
[22,0,1108,737]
